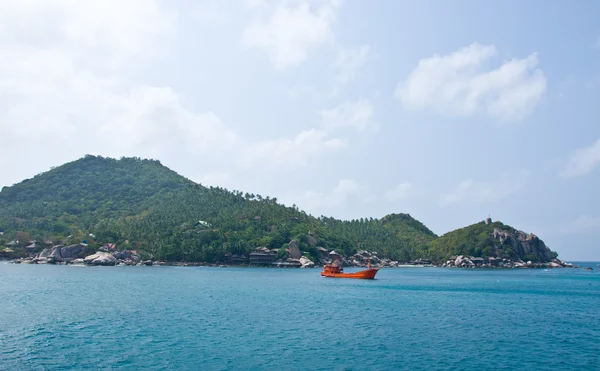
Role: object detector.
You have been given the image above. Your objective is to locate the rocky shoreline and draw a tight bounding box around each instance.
[5,253,582,270]
[2,241,585,269]
[440,255,578,269]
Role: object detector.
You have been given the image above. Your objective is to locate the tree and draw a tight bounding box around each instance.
[15,231,31,245]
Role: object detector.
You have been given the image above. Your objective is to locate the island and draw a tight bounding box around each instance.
[0,155,576,269]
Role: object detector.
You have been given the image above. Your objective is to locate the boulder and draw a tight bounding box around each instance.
[84,252,101,264]
[39,248,51,258]
[112,250,132,260]
[49,246,63,261]
[83,252,116,266]
[288,240,302,259]
[71,258,85,265]
[61,244,87,259]
[299,256,314,268]
[550,262,562,268]
[455,256,464,266]
[92,253,116,266]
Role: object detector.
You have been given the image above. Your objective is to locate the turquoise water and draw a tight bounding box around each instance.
[1,262,599,370]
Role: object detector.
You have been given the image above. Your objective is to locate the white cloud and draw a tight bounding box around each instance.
[384,183,412,201]
[0,0,175,68]
[561,139,600,178]
[440,176,525,206]
[333,45,370,83]
[0,0,362,190]
[198,172,232,188]
[561,215,600,235]
[0,0,250,189]
[242,0,342,68]
[241,99,375,170]
[243,0,269,9]
[0,1,236,159]
[395,43,547,121]
[241,129,346,169]
[97,86,238,158]
[192,1,230,24]
[289,179,366,212]
[320,100,375,132]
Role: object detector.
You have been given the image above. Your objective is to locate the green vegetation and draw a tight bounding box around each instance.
[0,155,556,263]
[425,221,512,261]
[0,155,437,262]
[426,221,557,262]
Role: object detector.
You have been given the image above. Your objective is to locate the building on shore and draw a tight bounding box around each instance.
[249,247,276,265]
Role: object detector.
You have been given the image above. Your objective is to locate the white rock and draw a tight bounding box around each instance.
[83,252,116,266]
[455,256,464,266]
[299,256,314,268]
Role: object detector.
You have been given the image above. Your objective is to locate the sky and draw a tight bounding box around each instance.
[1,0,599,260]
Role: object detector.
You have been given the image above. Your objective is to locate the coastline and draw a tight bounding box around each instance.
[3,257,588,270]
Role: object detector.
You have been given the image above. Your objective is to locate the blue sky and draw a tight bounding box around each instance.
[1,0,599,260]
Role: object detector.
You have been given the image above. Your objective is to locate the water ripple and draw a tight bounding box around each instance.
[0,263,599,370]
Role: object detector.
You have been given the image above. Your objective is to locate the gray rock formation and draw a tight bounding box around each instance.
[112,250,132,260]
[60,244,87,259]
[299,256,314,268]
[111,250,141,265]
[49,246,62,261]
[492,228,554,262]
[307,233,317,247]
[83,252,116,266]
[288,240,301,259]
[37,244,86,262]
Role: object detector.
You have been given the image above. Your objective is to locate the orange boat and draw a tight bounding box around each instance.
[320,259,379,279]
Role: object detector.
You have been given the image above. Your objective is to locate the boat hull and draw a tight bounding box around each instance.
[320,268,379,279]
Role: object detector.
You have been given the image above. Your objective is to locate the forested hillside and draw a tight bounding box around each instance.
[0,155,437,262]
[0,155,558,263]
[426,220,558,263]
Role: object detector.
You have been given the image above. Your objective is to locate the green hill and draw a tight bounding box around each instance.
[0,155,438,262]
[425,220,558,263]
[0,155,192,237]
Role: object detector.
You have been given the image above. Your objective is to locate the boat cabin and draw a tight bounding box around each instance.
[323,264,343,274]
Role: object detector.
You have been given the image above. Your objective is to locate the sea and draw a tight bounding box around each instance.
[1,262,599,371]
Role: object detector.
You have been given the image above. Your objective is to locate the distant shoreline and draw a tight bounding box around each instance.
[3,258,591,270]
